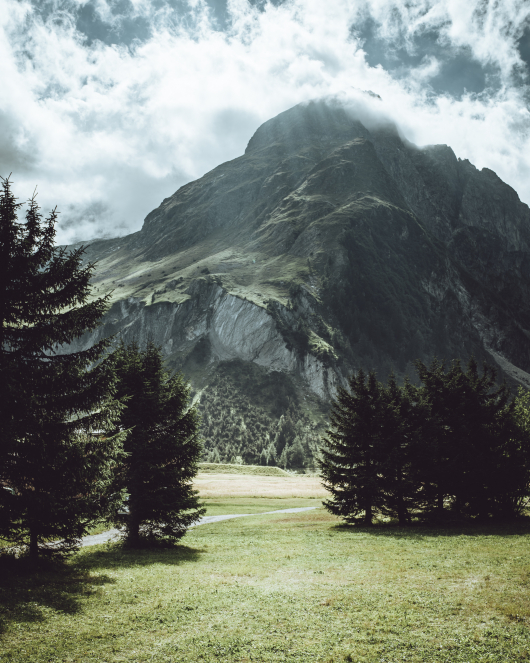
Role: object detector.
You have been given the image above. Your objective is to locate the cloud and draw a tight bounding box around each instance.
[0,0,529,244]
[359,0,530,81]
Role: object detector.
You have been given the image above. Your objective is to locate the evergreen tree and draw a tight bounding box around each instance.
[0,177,125,560]
[265,442,277,466]
[319,370,390,525]
[112,341,205,547]
[507,387,530,517]
[288,437,306,469]
[377,376,425,525]
[274,413,296,458]
[320,359,530,526]
[415,358,522,519]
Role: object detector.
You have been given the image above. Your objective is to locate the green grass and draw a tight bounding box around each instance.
[1,502,530,662]
[198,463,291,476]
[201,497,320,516]
[83,234,310,311]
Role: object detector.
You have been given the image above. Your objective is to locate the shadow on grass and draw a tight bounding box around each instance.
[0,542,204,635]
[331,518,530,539]
[77,541,205,573]
[0,557,116,635]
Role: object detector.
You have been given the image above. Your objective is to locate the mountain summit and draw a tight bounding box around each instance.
[70,100,530,466]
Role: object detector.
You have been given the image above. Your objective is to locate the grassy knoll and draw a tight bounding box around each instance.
[1,505,530,662]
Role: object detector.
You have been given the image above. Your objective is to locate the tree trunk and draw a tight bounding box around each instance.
[397,492,407,526]
[127,506,141,547]
[397,468,407,526]
[437,492,444,516]
[364,503,373,526]
[29,527,39,562]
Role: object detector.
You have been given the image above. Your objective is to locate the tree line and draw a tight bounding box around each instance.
[320,361,530,524]
[0,178,204,561]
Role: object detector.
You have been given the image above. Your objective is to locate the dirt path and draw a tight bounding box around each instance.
[80,506,320,547]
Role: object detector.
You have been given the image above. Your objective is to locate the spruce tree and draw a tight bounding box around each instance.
[112,341,205,546]
[377,376,424,525]
[507,387,530,517]
[415,358,521,519]
[319,370,390,525]
[319,359,530,526]
[0,177,125,560]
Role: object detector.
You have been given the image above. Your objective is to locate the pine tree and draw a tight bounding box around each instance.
[274,413,296,458]
[415,358,521,519]
[319,359,530,526]
[0,177,125,560]
[112,341,205,546]
[319,370,390,525]
[377,376,424,525]
[507,387,530,517]
[288,437,306,469]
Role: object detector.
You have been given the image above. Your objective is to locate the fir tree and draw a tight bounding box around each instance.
[319,359,530,526]
[288,437,306,469]
[507,387,530,517]
[319,370,390,525]
[112,341,205,547]
[377,376,424,525]
[0,177,125,560]
[415,358,523,519]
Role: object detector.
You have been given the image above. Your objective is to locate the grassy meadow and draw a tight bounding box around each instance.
[197,463,292,476]
[195,471,324,500]
[1,471,529,662]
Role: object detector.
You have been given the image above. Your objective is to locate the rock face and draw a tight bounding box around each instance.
[77,281,339,401]
[70,99,530,464]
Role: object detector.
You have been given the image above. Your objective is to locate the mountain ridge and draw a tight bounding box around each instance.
[65,99,530,467]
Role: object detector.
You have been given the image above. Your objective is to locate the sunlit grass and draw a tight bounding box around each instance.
[194,472,327,499]
[201,496,320,516]
[0,475,325,549]
[1,503,529,662]
[198,463,291,476]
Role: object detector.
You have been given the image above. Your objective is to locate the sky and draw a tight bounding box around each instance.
[1,0,530,244]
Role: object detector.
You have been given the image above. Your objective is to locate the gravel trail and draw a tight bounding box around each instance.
[80,506,320,547]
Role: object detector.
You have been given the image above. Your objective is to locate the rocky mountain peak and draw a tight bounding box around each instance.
[245,99,369,155]
[68,99,530,468]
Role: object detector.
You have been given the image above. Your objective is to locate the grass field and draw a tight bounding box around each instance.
[198,464,292,477]
[195,472,326,499]
[1,477,529,662]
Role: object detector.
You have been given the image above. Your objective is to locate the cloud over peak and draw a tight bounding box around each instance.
[1,0,529,243]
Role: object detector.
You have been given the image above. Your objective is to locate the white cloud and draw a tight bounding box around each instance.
[0,0,529,244]
[362,0,530,79]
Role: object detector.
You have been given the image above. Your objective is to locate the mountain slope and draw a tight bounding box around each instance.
[68,99,530,467]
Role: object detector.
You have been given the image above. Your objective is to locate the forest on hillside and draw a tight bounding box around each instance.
[196,365,322,470]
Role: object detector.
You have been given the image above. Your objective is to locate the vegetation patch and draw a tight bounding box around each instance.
[198,463,290,476]
[308,330,338,363]
[200,497,321,515]
[195,474,326,499]
[197,360,324,470]
[1,507,530,662]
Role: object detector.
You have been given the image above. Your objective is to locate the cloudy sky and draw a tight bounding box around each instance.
[1,0,530,244]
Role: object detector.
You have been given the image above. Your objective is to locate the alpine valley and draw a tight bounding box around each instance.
[67,99,530,469]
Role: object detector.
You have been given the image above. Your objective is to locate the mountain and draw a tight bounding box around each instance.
[68,99,530,468]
